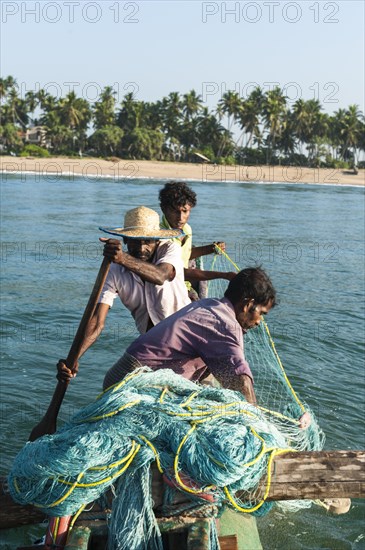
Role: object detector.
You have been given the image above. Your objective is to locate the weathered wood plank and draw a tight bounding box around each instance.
[1,450,364,530]
[267,481,364,500]
[266,450,365,500]
[0,497,46,529]
[218,535,238,550]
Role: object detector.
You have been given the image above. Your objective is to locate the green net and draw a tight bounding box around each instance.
[7,250,326,550]
[203,250,325,451]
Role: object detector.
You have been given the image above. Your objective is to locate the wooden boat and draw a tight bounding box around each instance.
[2,450,364,549]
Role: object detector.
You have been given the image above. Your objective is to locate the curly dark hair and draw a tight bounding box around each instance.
[159,181,197,210]
[225,267,277,307]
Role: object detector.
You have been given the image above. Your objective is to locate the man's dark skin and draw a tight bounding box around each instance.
[65,236,177,364]
[162,203,236,284]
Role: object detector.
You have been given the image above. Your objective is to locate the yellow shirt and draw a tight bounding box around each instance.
[161,215,193,290]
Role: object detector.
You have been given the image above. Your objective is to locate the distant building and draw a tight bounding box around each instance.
[25,126,48,147]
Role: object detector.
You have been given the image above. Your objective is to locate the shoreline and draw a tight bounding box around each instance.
[1,156,364,186]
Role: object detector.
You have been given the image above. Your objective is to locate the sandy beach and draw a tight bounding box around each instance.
[1,156,364,186]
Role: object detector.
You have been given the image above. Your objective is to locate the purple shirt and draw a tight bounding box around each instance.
[127,297,253,382]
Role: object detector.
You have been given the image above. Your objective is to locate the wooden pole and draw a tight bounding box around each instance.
[28,257,111,442]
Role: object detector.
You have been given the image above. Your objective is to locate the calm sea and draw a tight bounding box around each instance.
[1,173,364,549]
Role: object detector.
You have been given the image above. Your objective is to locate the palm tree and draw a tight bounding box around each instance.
[58,91,91,153]
[93,86,117,129]
[89,125,124,157]
[276,109,297,162]
[216,91,242,157]
[160,92,183,141]
[339,105,363,163]
[0,75,17,101]
[6,87,28,128]
[291,98,326,165]
[292,99,308,155]
[0,122,23,152]
[197,109,235,159]
[117,92,138,132]
[218,90,241,131]
[262,87,287,163]
[182,90,203,121]
[237,98,262,148]
[124,127,164,160]
[25,91,40,125]
[308,111,329,166]
[180,90,204,157]
[58,91,91,130]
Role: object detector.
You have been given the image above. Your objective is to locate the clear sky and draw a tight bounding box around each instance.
[1,0,364,114]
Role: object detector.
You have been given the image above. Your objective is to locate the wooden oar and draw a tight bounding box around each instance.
[29,257,111,442]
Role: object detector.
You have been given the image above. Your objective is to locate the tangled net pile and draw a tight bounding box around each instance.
[9,249,325,550]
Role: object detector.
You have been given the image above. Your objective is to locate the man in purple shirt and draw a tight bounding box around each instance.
[102,267,276,404]
[58,265,311,426]
[58,267,275,404]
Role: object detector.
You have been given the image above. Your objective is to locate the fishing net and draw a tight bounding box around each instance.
[9,368,322,550]
[8,249,325,549]
[205,249,324,451]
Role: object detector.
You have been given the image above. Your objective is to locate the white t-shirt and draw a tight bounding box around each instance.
[99,241,190,333]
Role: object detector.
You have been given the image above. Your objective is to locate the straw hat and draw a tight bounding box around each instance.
[99,206,183,240]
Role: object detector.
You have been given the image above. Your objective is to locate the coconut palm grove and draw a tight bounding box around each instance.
[0,75,364,168]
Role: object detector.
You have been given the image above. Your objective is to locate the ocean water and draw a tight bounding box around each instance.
[0,173,364,549]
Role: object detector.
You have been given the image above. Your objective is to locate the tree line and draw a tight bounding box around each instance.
[0,75,364,168]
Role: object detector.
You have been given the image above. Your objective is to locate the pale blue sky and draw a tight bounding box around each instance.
[1,0,364,114]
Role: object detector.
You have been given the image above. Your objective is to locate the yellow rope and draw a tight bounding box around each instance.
[173,424,215,494]
[69,503,86,530]
[51,516,60,540]
[88,441,137,470]
[34,471,86,508]
[139,436,163,473]
[224,448,292,513]
[180,391,200,407]
[313,499,331,510]
[262,320,305,412]
[56,443,140,490]
[214,244,240,271]
[240,428,267,469]
[96,369,143,399]
[80,400,141,423]
[159,387,169,403]
[256,404,301,425]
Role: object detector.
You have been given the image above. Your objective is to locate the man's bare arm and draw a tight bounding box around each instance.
[185,268,236,282]
[57,303,110,382]
[102,239,175,285]
[213,372,257,405]
[189,241,226,260]
[77,302,110,359]
[118,256,175,285]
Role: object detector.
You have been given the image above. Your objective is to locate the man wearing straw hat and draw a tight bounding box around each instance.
[71,206,191,362]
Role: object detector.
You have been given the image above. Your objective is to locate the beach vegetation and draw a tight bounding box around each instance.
[20,144,50,158]
[0,122,23,154]
[89,126,124,157]
[0,75,364,169]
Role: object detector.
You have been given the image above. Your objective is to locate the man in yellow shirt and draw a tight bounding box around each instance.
[159,181,236,300]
